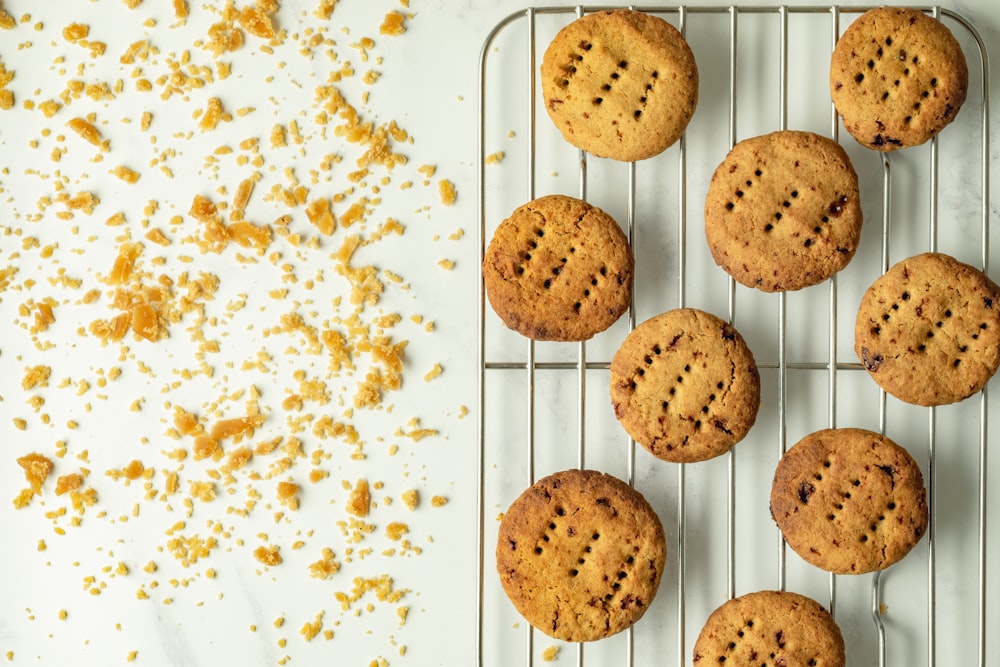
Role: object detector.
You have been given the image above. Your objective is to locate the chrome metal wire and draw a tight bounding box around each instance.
[477,6,991,667]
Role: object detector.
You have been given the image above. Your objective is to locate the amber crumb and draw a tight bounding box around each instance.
[299,611,325,642]
[55,473,84,496]
[198,97,231,132]
[67,117,108,151]
[401,489,418,511]
[305,198,335,235]
[211,415,265,442]
[308,548,341,579]
[17,453,53,495]
[384,522,409,541]
[380,10,406,35]
[431,495,447,507]
[253,545,282,566]
[542,645,560,662]
[438,179,457,206]
[21,365,51,390]
[315,0,338,19]
[62,23,89,42]
[276,481,300,510]
[238,6,275,39]
[110,165,140,183]
[346,478,370,517]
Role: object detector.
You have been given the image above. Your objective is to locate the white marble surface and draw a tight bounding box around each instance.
[0,1,998,666]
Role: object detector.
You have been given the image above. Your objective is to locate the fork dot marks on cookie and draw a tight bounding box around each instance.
[830,6,968,151]
[693,590,845,667]
[483,194,633,341]
[854,252,1000,406]
[496,469,666,642]
[610,308,760,463]
[771,428,928,575]
[705,131,862,292]
[540,9,698,162]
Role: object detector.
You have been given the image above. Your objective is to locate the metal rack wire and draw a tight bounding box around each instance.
[477,5,991,666]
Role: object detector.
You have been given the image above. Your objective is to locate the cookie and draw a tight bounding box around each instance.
[540,9,698,162]
[693,590,845,667]
[610,308,760,463]
[830,7,968,151]
[771,428,928,575]
[483,194,633,341]
[704,131,863,292]
[496,469,666,642]
[854,252,1000,406]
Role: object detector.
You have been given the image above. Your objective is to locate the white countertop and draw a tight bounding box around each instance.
[1,1,998,666]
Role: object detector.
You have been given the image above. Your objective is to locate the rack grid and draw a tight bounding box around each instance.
[477,5,992,666]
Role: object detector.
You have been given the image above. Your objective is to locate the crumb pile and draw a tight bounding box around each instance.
[0,1,463,664]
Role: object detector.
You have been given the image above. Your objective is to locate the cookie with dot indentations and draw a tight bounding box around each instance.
[693,590,845,667]
[771,428,928,575]
[610,308,760,463]
[831,7,968,151]
[496,469,666,642]
[540,9,698,162]
[854,252,1000,406]
[704,130,863,292]
[483,194,633,341]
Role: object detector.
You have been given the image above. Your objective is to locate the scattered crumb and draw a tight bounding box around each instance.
[2,4,457,663]
[437,179,457,206]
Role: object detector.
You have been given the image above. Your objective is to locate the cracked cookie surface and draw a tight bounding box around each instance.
[496,469,666,642]
[830,6,968,151]
[693,590,845,667]
[854,252,1000,406]
[483,194,633,341]
[771,428,928,575]
[704,130,863,292]
[610,308,760,463]
[540,9,698,162]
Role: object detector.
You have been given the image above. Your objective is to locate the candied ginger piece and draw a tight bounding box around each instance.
[305,198,335,235]
[380,10,406,35]
[55,473,84,496]
[210,415,265,442]
[17,453,53,495]
[131,303,159,341]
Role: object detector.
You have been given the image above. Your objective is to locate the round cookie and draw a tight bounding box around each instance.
[771,428,928,575]
[483,194,633,341]
[704,130,863,292]
[540,9,698,162]
[496,469,666,642]
[854,252,1000,406]
[610,308,760,463]
[830,7,968,151]
[693,590,845,667]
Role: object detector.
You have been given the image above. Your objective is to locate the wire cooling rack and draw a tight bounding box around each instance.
[477,5,992,667]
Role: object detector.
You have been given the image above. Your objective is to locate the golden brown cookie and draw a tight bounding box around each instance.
[496,469,666,642]
[831,7,968,151]
[540,9,698,162]
[483,194,633,341]
[854,252,1000,406]
[610,308,760,463]
[771,428,928,575]
[693,590,845,667]
[704,131,862,292]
